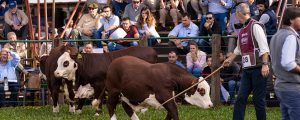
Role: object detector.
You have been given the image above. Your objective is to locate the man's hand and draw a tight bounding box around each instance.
[223,58,232,67]
[248,0,255,4]
[204,22,211,29]
[261,64,270,77]
[83,29,93,36]
[173,39,183,48]
[219,0,226,6]
[191,52,198,62]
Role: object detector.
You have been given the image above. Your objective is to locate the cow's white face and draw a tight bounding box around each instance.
[54,52,78,81]
[184,77,213,109]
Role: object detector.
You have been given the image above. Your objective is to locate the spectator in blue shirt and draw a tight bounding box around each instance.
[168,51,185,69]
[0,48,20,107]
[168,13,199,55]
[94,6,120,48]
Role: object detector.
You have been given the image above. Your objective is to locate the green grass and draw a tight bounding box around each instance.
[0,105,280,120]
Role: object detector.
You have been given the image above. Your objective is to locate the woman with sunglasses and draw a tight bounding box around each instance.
[136,7,161,46]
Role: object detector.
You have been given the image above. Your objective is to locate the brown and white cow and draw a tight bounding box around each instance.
[39,45,78,113]
[54,46,157,115]
[106,56,213,120]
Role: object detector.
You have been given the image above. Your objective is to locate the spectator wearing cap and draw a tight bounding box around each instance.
[168,13,199,55]
[123,0,146,23]
[70,2,101,47]
[4,1,28,40]
[256,0,277,41]
[201,0,233,34]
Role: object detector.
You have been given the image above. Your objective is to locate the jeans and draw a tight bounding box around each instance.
[0,82,20,107]
[188,67,202,78]
[197,39,211,54]
[147,36,158,47]
[275,90,300,120]
[93,29,114,48]
[107,41,138,52]
[111,0,129,17]
[227,80,240,102]
[214,12,228,34]
[4,23,28,40]
[233,67,267,120]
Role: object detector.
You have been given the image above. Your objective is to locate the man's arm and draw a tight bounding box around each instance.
[76,14,85,32]
[253,24,270,56]
[122,4,130,18]
[4,11,13,25]
[281,35,300,73]
[9,51,20,68]
[105,16,120,32]
[19,10,28,26]
[259,14,270,24]
[253,24,270,76]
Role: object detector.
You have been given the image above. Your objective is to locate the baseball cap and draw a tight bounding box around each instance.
[88,3,98,9]
[9,2,17,9]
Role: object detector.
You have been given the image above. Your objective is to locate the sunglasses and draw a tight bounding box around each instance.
[206,17,213,20]
[89,8,96,10]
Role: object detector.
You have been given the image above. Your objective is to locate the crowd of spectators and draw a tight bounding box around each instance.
[0,0,288,106]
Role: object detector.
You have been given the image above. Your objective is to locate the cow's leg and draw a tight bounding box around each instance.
[156,93,179,120]
[75,98,86,114]
[65,80,75,113]
[121,101,139,120]
[92,84,106,116]
[107,91,120,120]
[163,102,179,120]
[51,84,60,113]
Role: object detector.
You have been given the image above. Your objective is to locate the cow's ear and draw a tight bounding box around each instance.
[74,63,77,68]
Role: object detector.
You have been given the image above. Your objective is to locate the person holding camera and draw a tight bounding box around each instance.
[0,48,20,107]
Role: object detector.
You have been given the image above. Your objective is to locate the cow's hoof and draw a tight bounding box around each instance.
[95,113,100,116]
[75,109,82,114]
[53,106,59,113]
[91,99,100,109]
[140,108,148,113]
[69,106,75,113]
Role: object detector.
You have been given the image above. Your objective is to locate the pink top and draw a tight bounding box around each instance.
[186,50,207,70]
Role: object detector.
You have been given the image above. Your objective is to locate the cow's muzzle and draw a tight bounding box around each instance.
[54,71,64,78]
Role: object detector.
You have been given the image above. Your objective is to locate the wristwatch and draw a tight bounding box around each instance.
[262,62,269,65]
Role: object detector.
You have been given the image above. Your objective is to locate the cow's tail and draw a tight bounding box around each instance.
[92,86,106,109]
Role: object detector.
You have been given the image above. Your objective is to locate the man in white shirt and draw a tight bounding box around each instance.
[269,7,300,120]
[223,3,269,120]
[168,13,199,55]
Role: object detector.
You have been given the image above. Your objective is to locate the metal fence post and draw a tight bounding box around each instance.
[211,34,221,105]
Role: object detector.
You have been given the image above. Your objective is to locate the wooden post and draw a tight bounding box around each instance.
[211,34,221,105]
